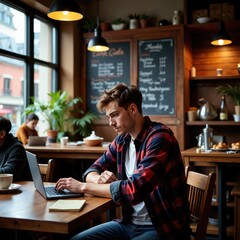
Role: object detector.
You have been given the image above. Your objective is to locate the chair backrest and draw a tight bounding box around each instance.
[185,166,216,240]
[38,159,55,182]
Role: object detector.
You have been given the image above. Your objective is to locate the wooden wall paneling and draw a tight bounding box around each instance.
[82,26,186,150]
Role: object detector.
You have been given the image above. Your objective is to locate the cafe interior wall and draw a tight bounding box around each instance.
[21,0,184,141]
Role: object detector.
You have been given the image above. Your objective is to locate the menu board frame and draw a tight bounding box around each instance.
[138,38,175,116]
[86,40,132,114]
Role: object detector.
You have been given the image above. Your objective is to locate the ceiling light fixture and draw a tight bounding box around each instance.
[211,2,232,46]
[87,0,109,52]
[47,0,83,21]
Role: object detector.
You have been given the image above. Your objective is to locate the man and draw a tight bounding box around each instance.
[56,83,191,240]
[0,116,29,181]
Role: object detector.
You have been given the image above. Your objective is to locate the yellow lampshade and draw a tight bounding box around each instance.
[47,0,83,21]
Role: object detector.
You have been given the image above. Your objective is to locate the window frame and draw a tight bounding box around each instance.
[0,0,59,108]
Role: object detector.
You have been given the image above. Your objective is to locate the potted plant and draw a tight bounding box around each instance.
[111,18,127,31]
[24,91,98,142]
[128,14,139,29]
[216,82,240,116]
[138,13,150,28]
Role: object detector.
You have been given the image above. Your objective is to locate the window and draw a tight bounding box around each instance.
[3,75,11,95]
[0,0,59,135]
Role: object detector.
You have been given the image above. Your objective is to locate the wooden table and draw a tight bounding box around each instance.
[0,181,114,238]
[182,147,240,240]
[25,143,108,160]
[25,143,109,180]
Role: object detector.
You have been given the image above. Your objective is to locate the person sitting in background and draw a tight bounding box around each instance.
[56,83,191,240]
[0,116,29,181]
[16,113,39,145]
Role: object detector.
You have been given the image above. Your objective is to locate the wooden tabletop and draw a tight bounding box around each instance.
[182,147,240,163]
[0,181,114,234]
[25,143,108,160]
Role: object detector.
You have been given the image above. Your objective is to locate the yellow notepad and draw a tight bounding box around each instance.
[49,199,86,212]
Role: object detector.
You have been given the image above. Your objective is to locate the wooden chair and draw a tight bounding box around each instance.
[185,166,216,240]
[38,159,56,182]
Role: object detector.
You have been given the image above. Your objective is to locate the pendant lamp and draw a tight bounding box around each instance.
[47,0,83,21]
[211,2,232,46]
[87,0,109,52]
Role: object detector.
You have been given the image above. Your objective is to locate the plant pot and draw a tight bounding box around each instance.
[47,130,58,143]
[139,19,148,28]
[129,19,138,29]
[100,22,111,32]
[111,23,127,31]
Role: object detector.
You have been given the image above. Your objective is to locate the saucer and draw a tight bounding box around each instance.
[0,183,21,193]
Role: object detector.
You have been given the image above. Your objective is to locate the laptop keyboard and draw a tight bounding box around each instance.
[45,186,65,196]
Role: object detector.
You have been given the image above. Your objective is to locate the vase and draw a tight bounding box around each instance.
[129,19,138,29]
[172,10,181,25]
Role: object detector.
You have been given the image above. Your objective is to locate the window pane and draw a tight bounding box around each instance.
[0,3,26,55]
[34,18,54,62]
[0,55,25,135]
[34,64,53,135]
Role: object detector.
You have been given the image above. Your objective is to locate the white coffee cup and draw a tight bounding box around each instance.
[60,136,69,146]
[0,174,13,189]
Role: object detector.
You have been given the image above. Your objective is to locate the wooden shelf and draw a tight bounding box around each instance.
[190,75,240,81]
[186,121,240,126]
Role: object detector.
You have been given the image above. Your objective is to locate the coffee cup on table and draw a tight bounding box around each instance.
[60,136,69,146]
[0,174,13,189]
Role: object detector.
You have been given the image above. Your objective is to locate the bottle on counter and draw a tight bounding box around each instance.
[219,95,228,121]
[202,124,213,151]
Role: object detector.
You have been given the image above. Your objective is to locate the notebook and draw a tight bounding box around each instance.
[49,199,86,212]
[28,136,47,146]
[26,151,83,199]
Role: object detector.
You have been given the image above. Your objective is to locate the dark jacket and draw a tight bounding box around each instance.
[0,133,30,181]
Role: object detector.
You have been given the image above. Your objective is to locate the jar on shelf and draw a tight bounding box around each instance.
[172,10,181,25]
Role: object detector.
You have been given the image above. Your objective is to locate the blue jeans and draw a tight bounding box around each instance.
[70,221,159,240]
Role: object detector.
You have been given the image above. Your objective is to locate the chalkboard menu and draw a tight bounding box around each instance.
[87,41,130,113]
[138,38,175,116]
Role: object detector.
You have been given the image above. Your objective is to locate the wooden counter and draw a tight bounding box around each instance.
[25,143,109,181]
[182,147,240,240]
[25,143,108,160]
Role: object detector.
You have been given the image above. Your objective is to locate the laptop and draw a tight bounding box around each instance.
[26,151,83,199]
[28,136,47,146]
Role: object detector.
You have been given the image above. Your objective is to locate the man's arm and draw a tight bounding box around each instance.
[86,170,118,184]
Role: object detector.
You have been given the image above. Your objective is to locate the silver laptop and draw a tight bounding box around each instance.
[28,136,47,146]
[26,151,83,199]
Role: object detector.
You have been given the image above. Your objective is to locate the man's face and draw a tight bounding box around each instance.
[105,101,135,135]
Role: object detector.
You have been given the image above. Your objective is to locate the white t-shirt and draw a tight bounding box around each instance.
[125,138,152,225]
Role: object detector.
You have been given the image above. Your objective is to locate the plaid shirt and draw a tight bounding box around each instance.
[83,116,191,239]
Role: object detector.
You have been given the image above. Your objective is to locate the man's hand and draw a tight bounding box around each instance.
[97,170,118,184]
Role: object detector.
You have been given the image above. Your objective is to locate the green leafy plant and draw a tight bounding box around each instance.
[112,18,126,25]
[128,13,139,19]
[139,13,150,19]
[216,83,240,106]
[24,91,99,138]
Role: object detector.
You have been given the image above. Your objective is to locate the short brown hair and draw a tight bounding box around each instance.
[96,83,142,114]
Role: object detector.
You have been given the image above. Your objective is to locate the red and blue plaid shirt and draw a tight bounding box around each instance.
[83,116,191,239]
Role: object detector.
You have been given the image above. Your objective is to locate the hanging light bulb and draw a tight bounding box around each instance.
[47,0,83,21]
[211,21,232,46]
[87,0,109,52]
[211,2,232,46]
